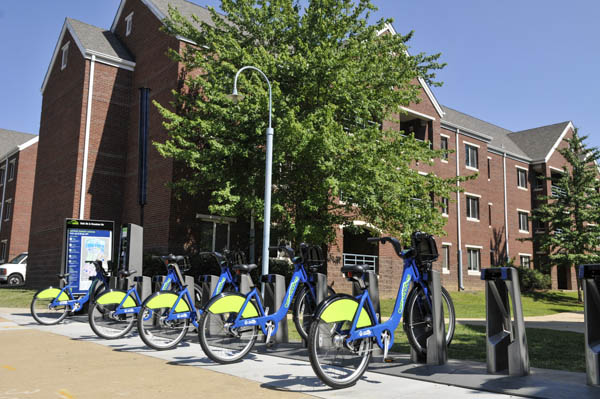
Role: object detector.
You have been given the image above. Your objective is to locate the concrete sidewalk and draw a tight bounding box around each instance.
[0,309,512,399]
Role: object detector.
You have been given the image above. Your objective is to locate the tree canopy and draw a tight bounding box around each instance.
[155,0,464,245]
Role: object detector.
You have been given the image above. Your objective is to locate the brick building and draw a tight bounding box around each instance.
[0,129,38,263]
[27,0,583,292]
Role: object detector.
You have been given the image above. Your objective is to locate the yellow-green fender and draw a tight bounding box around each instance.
[145,292,190,312]
[319,297,373,328]
[96,290,137,308]
[36,288,69,301]
[208,293,259,318]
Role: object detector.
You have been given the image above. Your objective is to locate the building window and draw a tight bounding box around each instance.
[0,241,6,263]
[441,197,449,216]
[467,247,481,272]
[465,144,478,169]
[442,244,450,273]
[0,166,5,186]
[487,158,491,180]
[3,199,12,222]
[534,174,544,191]
[7,159,15,181]
[488,204,492,226]
[518,211,529,232]
[61,42,69,70]
[440,136,448,161]
[517,168,528,189]
[520,255,531,268]
[466,195,479,220]
[125,12,134,36]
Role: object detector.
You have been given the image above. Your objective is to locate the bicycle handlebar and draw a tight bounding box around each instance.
[367,236,403,257]
[269,245,295,260]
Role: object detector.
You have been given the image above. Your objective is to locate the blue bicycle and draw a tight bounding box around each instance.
[136,252,253,350]
[30,260,110,325]
[307,233,455,388]
[198,244,333,363]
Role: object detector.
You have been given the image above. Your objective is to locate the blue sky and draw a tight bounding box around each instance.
[1,0,598,148]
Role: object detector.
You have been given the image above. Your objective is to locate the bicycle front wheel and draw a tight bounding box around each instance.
[198,293,258,364]
[404,285,456,356]
[137,291,190,350]
[308,296,373,389]
[30,288,71,325]
[88,290,137,339]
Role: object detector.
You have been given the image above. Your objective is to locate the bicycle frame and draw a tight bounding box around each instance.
[345,255,431,351]
[231,259,309,337]
[50,273,109,312]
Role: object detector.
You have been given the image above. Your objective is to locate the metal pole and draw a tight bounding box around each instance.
[232,66,273,281]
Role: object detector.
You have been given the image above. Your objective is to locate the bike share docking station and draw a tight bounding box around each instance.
[578,264,600,386]
[481,267,529,376]
[110,223,152,301]
[410,269,448,365]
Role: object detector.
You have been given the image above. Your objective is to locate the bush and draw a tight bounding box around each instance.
[516,266,551,292]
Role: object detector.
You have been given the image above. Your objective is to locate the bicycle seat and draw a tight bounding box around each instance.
[118,269,137,277]
[56,273,70,279]
[341,264,367,275]
[232,264,258,273]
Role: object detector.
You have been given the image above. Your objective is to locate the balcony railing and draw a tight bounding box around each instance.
[343,253,378,272]
[551,185,566,197]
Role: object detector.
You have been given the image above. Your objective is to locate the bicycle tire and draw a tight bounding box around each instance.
[293,285,335,341]
[30,288,71,325]
[198,292,259,364]
[403,285,455,356]
[308,295,374,389]
[137,291,190,350]
[88,290,137,339]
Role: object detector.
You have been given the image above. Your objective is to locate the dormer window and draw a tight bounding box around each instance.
[61,42,69,70]
[125,12,134,36]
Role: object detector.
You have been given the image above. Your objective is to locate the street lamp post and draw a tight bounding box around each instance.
[230,66,273,283]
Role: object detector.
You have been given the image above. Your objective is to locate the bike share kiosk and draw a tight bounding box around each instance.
[301,245,329,347]
[578,264,600,386]
[112,224,149,300]
[481,267,529,376]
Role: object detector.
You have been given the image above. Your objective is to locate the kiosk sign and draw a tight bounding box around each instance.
[64,219,114,294]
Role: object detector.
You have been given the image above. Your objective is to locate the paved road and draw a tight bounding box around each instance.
[0,310,513,399]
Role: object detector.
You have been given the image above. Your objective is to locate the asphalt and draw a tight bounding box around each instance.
[0,308,596,399]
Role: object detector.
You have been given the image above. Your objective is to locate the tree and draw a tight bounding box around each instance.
[529,132,600,300]
[154,0,466,248]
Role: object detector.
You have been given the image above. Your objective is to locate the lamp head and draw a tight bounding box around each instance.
[227,88,245,103]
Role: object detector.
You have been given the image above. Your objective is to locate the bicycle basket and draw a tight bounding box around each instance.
[411,232,438,265]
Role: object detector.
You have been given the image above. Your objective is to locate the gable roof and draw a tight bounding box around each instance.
[111,0,217,34]
[441,105,530,159]
[0,129,37,159]
[41,18,136,93]
[508,121,573,163]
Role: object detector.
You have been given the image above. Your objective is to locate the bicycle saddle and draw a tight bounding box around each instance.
[231,264,258,273]
[341,264,367,275]
[118,269,137,277]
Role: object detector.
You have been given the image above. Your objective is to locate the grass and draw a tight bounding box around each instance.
[0,287,37,308]
[380,290,582,319]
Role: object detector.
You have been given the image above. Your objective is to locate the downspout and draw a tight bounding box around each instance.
[456,129,464,290]
[79,54,96,219]
[502,150,510,260]
[0,157,7,232]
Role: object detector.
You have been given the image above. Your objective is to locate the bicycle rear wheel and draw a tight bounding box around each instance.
[308,297,373,389]
[137,291,190,350]
[30,288,71,325]
[293,286,335,341]
[88,290,137,339]
[404,285,455,355]
[198,293,258,363]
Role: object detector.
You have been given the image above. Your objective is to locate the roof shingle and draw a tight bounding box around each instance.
[67,18,134,62]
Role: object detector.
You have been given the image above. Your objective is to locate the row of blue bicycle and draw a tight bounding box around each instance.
[30,232,456,389]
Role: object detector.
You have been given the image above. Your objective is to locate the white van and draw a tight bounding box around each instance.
[0,252,28,286]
